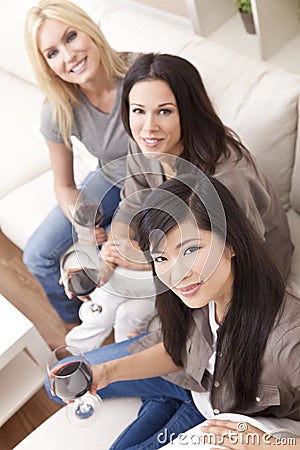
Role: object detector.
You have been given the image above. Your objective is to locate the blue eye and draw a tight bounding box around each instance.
[47,49,58,59]
[67,31,77,43]
[184,246,200,256]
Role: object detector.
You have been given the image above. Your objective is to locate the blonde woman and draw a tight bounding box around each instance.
[23,0,149,338]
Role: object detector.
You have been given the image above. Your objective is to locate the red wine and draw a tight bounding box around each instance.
[53,361,92,400]
[73,203,102,227]
[67,268,99,296]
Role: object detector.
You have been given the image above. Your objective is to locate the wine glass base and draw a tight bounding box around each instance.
[66,393,102,427]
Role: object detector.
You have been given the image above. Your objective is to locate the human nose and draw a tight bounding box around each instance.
[160,258,191,289]
[143,113,158,132]
[61,45,76,62]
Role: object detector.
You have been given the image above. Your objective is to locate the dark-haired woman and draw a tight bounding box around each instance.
[46,175,300,449]
[102,52,292,279]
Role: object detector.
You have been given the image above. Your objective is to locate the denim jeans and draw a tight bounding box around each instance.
[45,336,206,449]
[23,170,121,323]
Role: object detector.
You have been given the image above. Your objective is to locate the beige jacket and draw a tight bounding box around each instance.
[115,139,293,275]
[129,287,300,421]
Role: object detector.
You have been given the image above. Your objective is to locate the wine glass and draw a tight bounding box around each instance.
[60,249,103,314]
[47,345,102,426]
[69,185,103,234]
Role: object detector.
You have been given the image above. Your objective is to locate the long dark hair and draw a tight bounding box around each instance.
[122,53,254,175]
[136,175,285,411]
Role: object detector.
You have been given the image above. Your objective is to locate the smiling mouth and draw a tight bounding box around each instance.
[177,282,202,297]
[142,138,162,146]
[71,57,87,73]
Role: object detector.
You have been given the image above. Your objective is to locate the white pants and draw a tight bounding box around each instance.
[65,266,156,352]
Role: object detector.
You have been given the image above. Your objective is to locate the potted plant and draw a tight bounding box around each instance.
[235,0,256,34]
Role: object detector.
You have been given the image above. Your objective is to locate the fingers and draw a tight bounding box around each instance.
[77,295,91,302]
[94,227,107,245]
[101,242,129,267]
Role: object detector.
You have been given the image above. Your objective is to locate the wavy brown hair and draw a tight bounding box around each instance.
[122,53,254,175]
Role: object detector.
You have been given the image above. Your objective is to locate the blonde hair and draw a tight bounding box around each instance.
[24,0,128,145]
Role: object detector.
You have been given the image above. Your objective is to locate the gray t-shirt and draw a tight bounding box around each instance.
[40,77,128,186]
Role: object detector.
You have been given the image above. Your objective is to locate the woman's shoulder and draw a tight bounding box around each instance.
[280,286,300,325]
[41,99,53,119]
[269,287,300,352]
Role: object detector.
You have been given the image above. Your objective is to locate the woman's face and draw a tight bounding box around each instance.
[150,222,234,321]
[37,18,102,86]
[129,79,183,160]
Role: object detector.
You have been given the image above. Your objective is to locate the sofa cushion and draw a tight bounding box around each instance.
[0,138,97,250]
[0,1,37,85]
[287,209,300,293]
[180,40,300,210]
[290,101,300,213]
[0,71,50,200]
[97,2,195,54]
[0,171,56,250]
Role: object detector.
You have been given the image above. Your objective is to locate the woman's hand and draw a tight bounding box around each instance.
[201,419,276,450]
[101,237,150,270]
[97,259,114,286]
[74,223,107,245]
[94,226,107,245]
[59,269,91,302]
[90,362,112,396]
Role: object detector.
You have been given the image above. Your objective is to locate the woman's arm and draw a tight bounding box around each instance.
[90,342,181,395]
[46,139,78,218]
[47,139,106,243]
[201,420,299,449]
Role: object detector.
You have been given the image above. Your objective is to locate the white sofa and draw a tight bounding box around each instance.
[1,1,300,448]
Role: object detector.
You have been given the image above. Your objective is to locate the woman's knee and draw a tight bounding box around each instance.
[23,207,73,273]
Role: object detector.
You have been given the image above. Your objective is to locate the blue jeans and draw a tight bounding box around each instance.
[23,170,121,323]
[45,336,206,449]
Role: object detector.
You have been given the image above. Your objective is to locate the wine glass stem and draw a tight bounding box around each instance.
[75,396,94,419]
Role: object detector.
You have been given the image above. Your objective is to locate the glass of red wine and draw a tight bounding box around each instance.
[60,249,103,314]
[47,345,102,426]
[68,185,103,244]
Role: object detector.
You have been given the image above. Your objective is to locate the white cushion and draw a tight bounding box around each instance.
[98,5,195,54]
[0,71,50,199]
[180,40,300,209]
[290,101,300,214]
[287,209,300,294]
[0,1,38,85]
[0,171,56,250]
[0,140,97,251]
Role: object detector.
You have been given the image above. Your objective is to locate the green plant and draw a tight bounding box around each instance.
[235,0,252,14]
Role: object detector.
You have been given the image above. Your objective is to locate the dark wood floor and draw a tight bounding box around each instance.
[0,231,65,449]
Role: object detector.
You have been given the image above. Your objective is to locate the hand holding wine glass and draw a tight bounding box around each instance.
[47,345,102,426]
[60,249,103,313]
[68,185,106,246]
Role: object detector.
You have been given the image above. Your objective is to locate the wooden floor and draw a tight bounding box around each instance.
[0,231,66,449]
